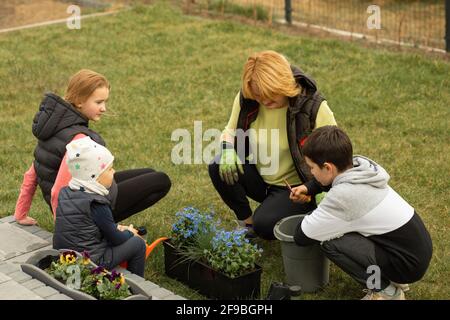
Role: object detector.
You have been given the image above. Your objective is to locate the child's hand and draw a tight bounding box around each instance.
[118,224,139,236]
[17,216,37,226]
[289,185,312,203]
[127,224,139,236]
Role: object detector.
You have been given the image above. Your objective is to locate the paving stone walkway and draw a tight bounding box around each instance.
[0,215,185,300]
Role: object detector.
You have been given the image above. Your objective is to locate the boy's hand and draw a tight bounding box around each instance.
[117,224,127,232]
[289,185,312,203]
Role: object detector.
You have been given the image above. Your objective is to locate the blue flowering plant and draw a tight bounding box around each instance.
[171,207,219,248]
[206,229,263,278]
[170,207,263,278]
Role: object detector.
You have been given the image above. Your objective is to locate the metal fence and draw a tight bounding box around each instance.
[189,0,448,52]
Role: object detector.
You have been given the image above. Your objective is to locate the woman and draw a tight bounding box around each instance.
[208,50,337,240]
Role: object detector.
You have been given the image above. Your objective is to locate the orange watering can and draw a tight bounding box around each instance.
[119,236,169,269]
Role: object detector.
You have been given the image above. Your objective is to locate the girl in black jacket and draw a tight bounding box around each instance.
[14,69,171,225]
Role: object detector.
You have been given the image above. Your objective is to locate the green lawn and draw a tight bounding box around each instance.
[0,1,448,300]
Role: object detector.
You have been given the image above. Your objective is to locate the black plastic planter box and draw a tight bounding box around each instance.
[163,240,262,300]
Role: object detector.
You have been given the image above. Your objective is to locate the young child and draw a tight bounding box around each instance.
[14,69,171,225]
[290,126,432,300]
[53,136,147,277]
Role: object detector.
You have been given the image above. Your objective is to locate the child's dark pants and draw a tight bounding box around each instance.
[101,236,146,277]
[208,155,315,240]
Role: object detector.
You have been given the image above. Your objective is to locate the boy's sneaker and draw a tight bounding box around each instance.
[361,287,406,300]
[236,220,258,239]
[392,282,410,292]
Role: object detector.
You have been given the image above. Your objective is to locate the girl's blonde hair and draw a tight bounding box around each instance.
[242,50,301,101]
[64,69,110,106]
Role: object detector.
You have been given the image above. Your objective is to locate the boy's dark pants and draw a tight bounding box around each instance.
[321,230,430,291]
[321,233,392,291]
[208,155,315,240]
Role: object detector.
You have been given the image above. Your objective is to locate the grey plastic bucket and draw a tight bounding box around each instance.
[274,214,330,293]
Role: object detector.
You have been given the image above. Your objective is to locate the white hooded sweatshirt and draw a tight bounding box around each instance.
[301,155,414,242]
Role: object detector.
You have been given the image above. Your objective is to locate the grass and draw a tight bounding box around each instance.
[0,1,449,299]
[196,0,269,22]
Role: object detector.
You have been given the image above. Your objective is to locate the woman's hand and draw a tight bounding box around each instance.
[219,148,244,185]
[289,185,312,203]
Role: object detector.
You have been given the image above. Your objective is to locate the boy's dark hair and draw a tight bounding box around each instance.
[302,126,353,172]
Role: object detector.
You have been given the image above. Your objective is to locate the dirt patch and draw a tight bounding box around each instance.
[0,0,128,30]
[0,1,68,29]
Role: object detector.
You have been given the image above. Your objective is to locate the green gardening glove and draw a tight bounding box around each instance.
[219,143,244,186]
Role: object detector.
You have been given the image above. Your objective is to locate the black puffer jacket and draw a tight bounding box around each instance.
[32,93,106,207]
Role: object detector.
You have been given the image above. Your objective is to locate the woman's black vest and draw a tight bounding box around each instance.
[236,66,326,183]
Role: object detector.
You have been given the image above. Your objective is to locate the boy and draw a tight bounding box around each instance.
[290,126,432,300]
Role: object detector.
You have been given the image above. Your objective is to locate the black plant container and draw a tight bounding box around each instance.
[163,240,262,300]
